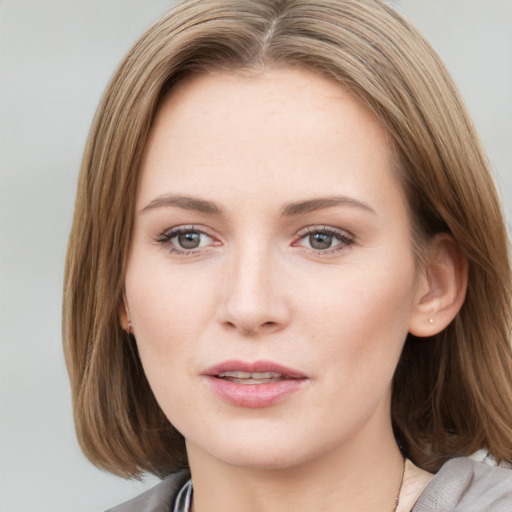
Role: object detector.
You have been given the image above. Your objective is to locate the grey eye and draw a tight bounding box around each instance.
[177,232,201,249]
[159,226,218,254]
[167,230,212,251]
[295,228,351,253]
[309,232,334,250]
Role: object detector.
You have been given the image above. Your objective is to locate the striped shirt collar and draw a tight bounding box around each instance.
[173,478,193,512]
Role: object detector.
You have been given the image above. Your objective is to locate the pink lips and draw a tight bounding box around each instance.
[203,360,308,408]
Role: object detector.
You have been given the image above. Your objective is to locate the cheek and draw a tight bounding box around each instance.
[124,261,216,423]
[124,256,220,363]
[294,264,417,430]
[296,256,417,368]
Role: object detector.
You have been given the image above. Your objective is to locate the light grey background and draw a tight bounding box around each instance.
[0,1,511,511]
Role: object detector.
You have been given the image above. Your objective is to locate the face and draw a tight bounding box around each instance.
[124,68,426,471]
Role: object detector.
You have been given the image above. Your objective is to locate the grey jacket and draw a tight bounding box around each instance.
[106,457,512,512]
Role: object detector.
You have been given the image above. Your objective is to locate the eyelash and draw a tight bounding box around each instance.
[292,226,355,256]
[156,226,217,256]
[155,225,355,256]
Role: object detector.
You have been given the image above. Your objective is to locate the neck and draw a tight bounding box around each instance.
[187,423,405,512]
[396,460,434,512]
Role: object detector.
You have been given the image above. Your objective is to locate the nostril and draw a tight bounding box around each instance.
[222,320,279,335]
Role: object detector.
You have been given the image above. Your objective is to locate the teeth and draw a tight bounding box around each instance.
[218,371,251,379]
[217,371,286,384]
[218,371,283,379]
[252,372,281,379]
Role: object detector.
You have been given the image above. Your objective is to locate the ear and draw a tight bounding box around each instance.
[408,234,468,337]
[119,297,132,334]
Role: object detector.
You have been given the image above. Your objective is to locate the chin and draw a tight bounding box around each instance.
[214,448,309,471]
[226,448,303,470]
[185,425,331,472]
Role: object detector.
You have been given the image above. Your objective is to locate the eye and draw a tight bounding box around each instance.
[307,232,338,250]
[175,231,205,249]
[156,226,218,254]
[293,227,354,254]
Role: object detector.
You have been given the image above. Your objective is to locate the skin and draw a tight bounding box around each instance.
[123,68,460,511]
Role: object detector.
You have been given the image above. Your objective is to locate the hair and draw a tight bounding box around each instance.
[63,0,512,478]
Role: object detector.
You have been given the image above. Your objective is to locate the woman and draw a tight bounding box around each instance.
[63,0,512,510]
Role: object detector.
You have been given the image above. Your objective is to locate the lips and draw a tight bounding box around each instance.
[204,360,306,378]
[203,360,308,408]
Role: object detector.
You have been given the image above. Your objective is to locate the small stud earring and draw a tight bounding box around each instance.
[428,317,435,325]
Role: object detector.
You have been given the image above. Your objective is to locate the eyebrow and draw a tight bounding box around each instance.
[141,194,223,215]
[280,196,376,216]
[141,194,375,217]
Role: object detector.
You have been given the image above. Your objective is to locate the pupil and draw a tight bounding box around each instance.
[310,233,332,250]
[178,232,200,249]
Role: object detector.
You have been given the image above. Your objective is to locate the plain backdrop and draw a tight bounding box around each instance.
[0,1,511,511]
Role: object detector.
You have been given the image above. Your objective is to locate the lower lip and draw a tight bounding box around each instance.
[205,376,307,408]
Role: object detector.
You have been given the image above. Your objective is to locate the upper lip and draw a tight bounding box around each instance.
[203,360,307,379]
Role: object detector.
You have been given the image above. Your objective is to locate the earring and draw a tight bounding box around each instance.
[126,313,134,335]
[428,317,435,325]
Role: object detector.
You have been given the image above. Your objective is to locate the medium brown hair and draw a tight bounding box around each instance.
[63,0,512,478]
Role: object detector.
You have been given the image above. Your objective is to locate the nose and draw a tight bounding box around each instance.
[217,242,291,336]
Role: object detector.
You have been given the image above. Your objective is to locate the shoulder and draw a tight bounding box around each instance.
[413,457,512,512]
[105,470,191,512]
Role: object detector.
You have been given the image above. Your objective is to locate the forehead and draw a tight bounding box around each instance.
[148,67,389,156]
[138,67,403,215]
